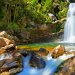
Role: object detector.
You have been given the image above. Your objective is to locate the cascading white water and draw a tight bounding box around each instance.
[64,3,75,43]
[17,53,74,75]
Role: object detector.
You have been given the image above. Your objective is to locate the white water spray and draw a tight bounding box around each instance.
[64,3,75,43]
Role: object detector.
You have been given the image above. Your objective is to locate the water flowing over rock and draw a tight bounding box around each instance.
[19,49,29,57]
[29,52,46,69]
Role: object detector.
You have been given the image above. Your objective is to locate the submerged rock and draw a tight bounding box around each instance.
[29,52,46,69]
[51,45,65,58]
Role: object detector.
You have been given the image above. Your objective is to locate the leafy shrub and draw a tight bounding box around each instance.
[8,22,19,31]
[58,8,68,19]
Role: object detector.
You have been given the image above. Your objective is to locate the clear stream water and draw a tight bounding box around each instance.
[17,3,75,75]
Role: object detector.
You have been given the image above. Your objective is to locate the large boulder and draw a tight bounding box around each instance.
[0,37,6,48]
[51,45,65,58]
[0,31,15,54]
[54,56,75,75]
[0,31,15,44]
[0,31,23,74]
[29,52,46,69]
[0,38,15,48]
[0,52,22,75]
[0,31,14,41]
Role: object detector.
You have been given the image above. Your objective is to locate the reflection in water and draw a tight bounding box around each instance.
[17,53,74,75]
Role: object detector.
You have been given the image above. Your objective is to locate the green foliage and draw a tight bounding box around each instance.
[8,22,19,30]
[58,8,68,19]
[0,0,69,33]
[42,0,52,13]
[0,0,6,19]
[0,21,8,31]
[23,0,53,24]
[57,2,69,19]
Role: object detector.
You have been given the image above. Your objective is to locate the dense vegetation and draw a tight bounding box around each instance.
[0,0,69,43]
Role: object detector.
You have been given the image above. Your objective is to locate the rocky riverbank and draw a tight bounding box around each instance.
[0,31,74,75]
[0,31,22,75]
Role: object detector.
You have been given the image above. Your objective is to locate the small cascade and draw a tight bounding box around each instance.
[17,53,74,75]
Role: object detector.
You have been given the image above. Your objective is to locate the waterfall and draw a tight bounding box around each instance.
[64,3,75,43]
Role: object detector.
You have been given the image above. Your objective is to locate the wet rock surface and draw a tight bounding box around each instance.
[51,45,65,58]
[38,48,49,56]
[54,56,75,75]
[19,49,29,57]
[0,31,22,75]
[29,52,46,69]
[0,52,22,75]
